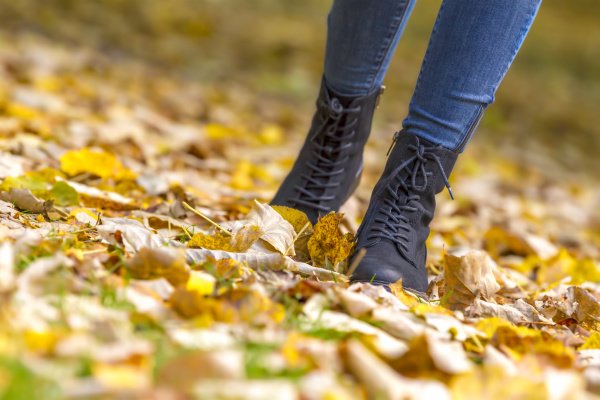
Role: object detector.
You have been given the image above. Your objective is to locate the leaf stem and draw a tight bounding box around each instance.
[182,202,231,236]
[182,225,193,240]
[346,248,367,278]
[81,248,108,255]
[283,221,310,257]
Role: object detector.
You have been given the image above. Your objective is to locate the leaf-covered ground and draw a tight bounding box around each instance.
[1,33,600,400]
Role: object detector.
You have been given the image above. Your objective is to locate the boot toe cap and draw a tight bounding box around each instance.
[350,241,428,293]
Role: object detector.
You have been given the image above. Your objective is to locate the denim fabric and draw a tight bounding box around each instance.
[323,0,542,151]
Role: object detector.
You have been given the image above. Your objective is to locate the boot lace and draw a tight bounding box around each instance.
[357,134,453,256]
[290,96,361,212]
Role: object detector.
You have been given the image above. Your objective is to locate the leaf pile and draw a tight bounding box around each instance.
[0,33,599,400]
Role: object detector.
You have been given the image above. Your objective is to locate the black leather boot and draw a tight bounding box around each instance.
[271,78,383,224]
[350,130,457,295]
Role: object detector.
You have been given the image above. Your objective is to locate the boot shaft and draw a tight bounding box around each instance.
[351,131,457,293]
[271,78,383,224]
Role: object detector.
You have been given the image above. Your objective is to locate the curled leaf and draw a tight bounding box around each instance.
[246,200,296,256]
[443,251,501,310]
[0,188,54,219]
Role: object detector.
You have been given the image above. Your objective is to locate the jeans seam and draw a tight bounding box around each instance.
[453,104,484,152]
[366,0,411,92]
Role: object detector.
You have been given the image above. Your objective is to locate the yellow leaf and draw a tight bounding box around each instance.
[271,205,313,234]
[24,330,59,353]
[0,175,47,192]
[215,258,245,277]
[450,365,547,400]
[34,76,62,92]
[79,193,137,211]
[536,249,574,285]
[170,287,284,324]
[257,124,284,145]
[280,332,302,367]
[535,249,599,286]
[187,225,262,253]
[231,160,255,190]
[6,102,40,119]
[169,286,220,323]
[196,257,249,281]
[490,325,575,368]
[205,123,239,139]
[69,207,100,224]
[307,213,353,268]
[580,331,600,350]
[187,231,231,251]
[60,148,136,180]
[484,227,533,257]
[186,271,216,295]
[389,279,420,308]
[569,258,600,285]
[475,317,515,339]
[92,364,149,390]
[411,303,453,316]
[126,248,190,287]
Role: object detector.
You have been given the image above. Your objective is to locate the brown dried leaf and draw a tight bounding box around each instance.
[0,188,54,218]
[443,251,500,310]
[158,350,243,393]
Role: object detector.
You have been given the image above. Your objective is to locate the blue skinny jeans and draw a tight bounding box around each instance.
[324,0,542,152]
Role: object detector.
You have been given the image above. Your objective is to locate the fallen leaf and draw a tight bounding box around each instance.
[343,339,451,400]
[186,270,216,295]
[389,279,421,308]
[450,365,547,400]
[0,188,54,218]
[187,225,262,253]
[580,332,600,350]
[158,350,243,393]
[92,363,150,390]
[60,148,136,180]
[50,181,80,206]
[194,380,298,400]
[443,251,501,310]
[467,299,528,325]
[307,212,353,268]
[271,205,313,234]
[126,247,190,287]
[387,332,473,379]
[246,200,296,256]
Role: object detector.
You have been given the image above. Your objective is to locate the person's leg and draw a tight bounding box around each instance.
[271,0,417,223]
[352,0,542,293]
[324,0,417,96]
[403,0,542,152]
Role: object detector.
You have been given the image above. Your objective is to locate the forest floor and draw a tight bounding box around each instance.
[1,33,600,400]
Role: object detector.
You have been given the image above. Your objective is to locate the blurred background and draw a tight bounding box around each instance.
[1,0,599,171]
